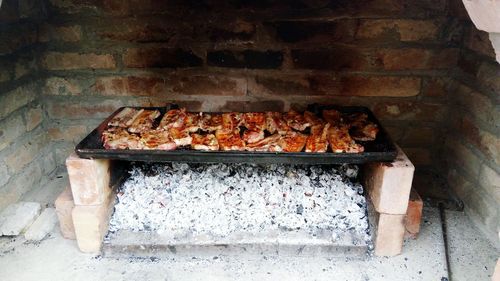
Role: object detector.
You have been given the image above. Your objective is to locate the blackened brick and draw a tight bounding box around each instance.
[269,20,356,43]
[291,48,371,70]
[222,100,284,112]
[123,48,203,68]
[207,50,283,69]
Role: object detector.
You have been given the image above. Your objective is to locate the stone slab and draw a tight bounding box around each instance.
[25,208,58,241]
[0,202,41,236]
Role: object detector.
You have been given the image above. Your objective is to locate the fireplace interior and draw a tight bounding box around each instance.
[0,0,499,280]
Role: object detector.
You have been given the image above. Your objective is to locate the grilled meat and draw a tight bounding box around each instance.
[159,108,187,130]
[199,113,223,132]
[184,112,202,132]
[284,109,310,131]
[265,112,290,135]
[243,112,266,131]
[278,131,307,152]
[344,113,379,141]
[102,127,141,150]
[140,129,176,150]
[242,130,265,144]
[128,110,160,133]
[222,112,243,131]
[305,123,330,153]
[215,129,245,151]
[327,125,364,153]
[191,133,219,151]
[168,127,192,146]
[303,111,324,126]
[108,107,141,128]
[246,134,281,152]
[322,109,342,125]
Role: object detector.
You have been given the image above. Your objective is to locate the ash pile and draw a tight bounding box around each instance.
[107,163,371,248]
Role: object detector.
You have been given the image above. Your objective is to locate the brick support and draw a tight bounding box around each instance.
[404,189,423,239]
[66,153,111,206]
[363,146,415,215]
[373,212,406,257]
[54,186,76,240]
[72,191,115,253]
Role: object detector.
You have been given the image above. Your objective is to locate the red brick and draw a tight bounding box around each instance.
[46,100,121,119]
[377,48,459,70]
[48,126,88,142]
[42,52,116,70]
[66,153,111,206]
[0,83,37,119]
[123,47,202,68]
[461,117,500,165]
[445,138,482,178]
[492,259,500,281]
[249,74,340,97]
[43,77,83,96]
[39,24,82,42]
[72,192,115,253]
[423,78,448,97]
[101,0,172,16]
[269,20,356,44]
[95,18,180,42]
[55,186,76,240]
[401,127,436,147]
[93,76,167,96]
[169,74,246,96]
[340,76,420,97]
[373,102,445,122]
[405,189,423,238]
[5,133,49,173]
[373,212,406,257]
[456,84,497,127]
[364,146,415,215]
[356,19,439,42]
[222,100,285,112]
[209,19,256,42]
[291,48,371,71]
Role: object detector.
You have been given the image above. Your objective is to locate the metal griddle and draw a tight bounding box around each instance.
[75,104,397,164]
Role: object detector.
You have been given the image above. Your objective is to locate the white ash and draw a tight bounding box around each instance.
[109,163,370,243]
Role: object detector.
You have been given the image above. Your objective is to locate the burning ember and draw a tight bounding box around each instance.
[108,163,370,244]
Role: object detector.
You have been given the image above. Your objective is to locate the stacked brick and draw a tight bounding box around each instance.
[445,3,500,245]
[0,0,55,210]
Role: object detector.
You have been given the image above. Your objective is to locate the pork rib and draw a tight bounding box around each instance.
[128,110,161,133]
[305,123,330,153]
[191,133,219,151]
[327,125,364,153]
[215,129,245,151]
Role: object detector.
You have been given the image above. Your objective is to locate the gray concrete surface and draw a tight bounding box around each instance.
[445,210,499,281]
[0,206,448,281]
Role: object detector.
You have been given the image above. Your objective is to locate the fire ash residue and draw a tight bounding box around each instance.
[108,163,370,243]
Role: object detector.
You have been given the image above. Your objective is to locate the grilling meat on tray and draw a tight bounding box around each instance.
[102,107,379,153]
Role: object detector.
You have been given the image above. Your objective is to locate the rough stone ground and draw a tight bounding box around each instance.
[0,174,497,281]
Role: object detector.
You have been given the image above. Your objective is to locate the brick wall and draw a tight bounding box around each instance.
[0,0,56,209]
[445,2,500,244]
[39,0,461,185]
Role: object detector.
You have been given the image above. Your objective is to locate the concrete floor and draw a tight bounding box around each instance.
[0,175,498,281]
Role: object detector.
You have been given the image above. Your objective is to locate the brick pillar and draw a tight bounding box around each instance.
[65,153,115,253]
[364,145,415,256]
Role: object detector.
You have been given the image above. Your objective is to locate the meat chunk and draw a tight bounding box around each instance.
[303,111,324,126]
[327,125,364,153]
[243,112,266,131]
[139,130,176,150]
[199,113,223,132]
[344,113,379,141]
[278,131,307,152]
[242,130,265,144]
[246,134,281,152]
[159,108,187,130]
[108,107,141,128]
[184,112,202,132]
[191,133,219,151]
[284,110,310,131]
[102,127,141,150]
[168,127,192,147]
[128,110,160,133]
[305,123,330,153]
[322,109,342,125]
[215,129,245,151]
[222,112,243,131]
[265,112,290,135]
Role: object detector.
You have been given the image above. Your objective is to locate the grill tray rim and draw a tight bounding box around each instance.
[75,104,397,164]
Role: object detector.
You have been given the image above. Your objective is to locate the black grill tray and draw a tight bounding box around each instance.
[75,104,397,164]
